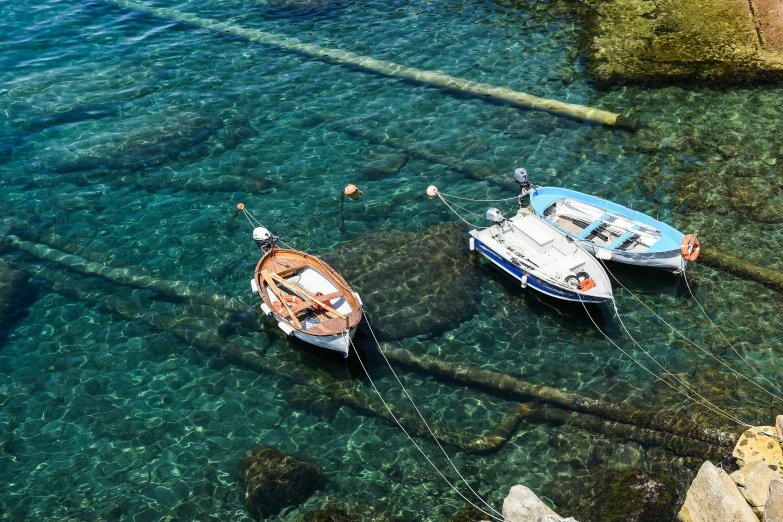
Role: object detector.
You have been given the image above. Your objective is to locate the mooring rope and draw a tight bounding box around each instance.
[682,270,783,398]
[434,192,489,230]
[435,191,519,203]
[347,334,505,522]
[609,300,756,429]
[577,295,756,431]
[362,312,506,521]
[598,259,783,405]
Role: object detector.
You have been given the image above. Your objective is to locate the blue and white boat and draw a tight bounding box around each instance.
[522,176,699,273]
[469,207,613,304]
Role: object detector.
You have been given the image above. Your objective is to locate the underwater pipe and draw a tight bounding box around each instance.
[5,236,734,455]
[379,344,738,449]
[7,238,736,457]
[699,246,783,292]
[109,0,639,131]
[14,259,519,455]
[5,236,248,314]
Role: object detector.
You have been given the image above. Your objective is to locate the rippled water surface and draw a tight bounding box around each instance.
[1,0,782,520]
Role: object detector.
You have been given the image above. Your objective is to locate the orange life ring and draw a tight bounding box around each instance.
[282,295,303,305]
[579,278,596,292]
[681,234,700,262]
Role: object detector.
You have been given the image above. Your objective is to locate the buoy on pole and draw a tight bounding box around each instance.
[341,184,363,228]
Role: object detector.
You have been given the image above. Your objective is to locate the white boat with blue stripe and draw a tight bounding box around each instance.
[529,185,698,273]
[469,207,613,304]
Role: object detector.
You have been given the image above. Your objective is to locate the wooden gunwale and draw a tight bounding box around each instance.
[255,248,362,336]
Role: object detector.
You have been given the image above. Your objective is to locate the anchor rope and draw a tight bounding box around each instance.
[598,259,783,405]
[347,333,505,522]
[682,270,783,398]
[362,312,505,521]
[577,295,755,430]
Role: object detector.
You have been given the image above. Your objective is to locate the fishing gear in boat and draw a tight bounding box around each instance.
[236,203,363,357]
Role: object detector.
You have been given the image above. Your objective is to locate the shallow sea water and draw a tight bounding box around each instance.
[1,0,782,521]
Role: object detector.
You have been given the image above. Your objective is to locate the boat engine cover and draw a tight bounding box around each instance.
[486,208,505,224]
[253,227,272,242]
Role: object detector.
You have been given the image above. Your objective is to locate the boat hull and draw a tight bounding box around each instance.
[577,241,686,272]
[273,315,357,357]
[473,237,609,304]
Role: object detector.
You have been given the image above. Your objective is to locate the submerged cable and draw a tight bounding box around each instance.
[598,259,783,405]
[347,335,505,522]
[683,270,783,397]
[363,312,505,521]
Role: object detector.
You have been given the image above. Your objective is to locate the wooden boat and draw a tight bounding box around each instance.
[469,207,613,303]
[248,225,363,357]
[529,186,699,273]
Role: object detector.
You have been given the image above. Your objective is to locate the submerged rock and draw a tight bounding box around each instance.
[322,223,481,340]
[360,147,408,180]
[237,446,323,519]
[447,506,487,522]
[677,461,758,522]
[544,468,677,522]
[0,260,30,330]
[298,506,355,522]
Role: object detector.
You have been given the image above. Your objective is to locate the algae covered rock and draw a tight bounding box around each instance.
[298,505,356,522]
[581,0,783,85]
[544,468,677,522]
[237,446,323,519]
[322,223,481,340]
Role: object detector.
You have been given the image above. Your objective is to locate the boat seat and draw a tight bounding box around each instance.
[288,292,344,314]
[609,226,641,249]
[577,214,611,239]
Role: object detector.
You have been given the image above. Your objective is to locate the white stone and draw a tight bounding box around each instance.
[766,480,783,522]
[677,461,758,522]
[732,459,781,516]
[502,485,559,522]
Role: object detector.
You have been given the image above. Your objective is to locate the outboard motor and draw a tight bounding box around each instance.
[485,208,505,224]
[514,167,533,206]
[253,226,278,252]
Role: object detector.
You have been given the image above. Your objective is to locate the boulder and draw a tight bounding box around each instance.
[731,459,781,517]
[543,468,676,522]
[322,223,481,340]
[776,416,783,442]
[237,446,323,519]
[733,426,783,480]
[502,485,558,522]
[766,480,783,522]
[677,461,758,522]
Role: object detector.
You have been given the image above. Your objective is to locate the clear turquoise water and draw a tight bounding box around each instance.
[1,0,782,520]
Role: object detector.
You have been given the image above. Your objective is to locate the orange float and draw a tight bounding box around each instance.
[681,234,700,262]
